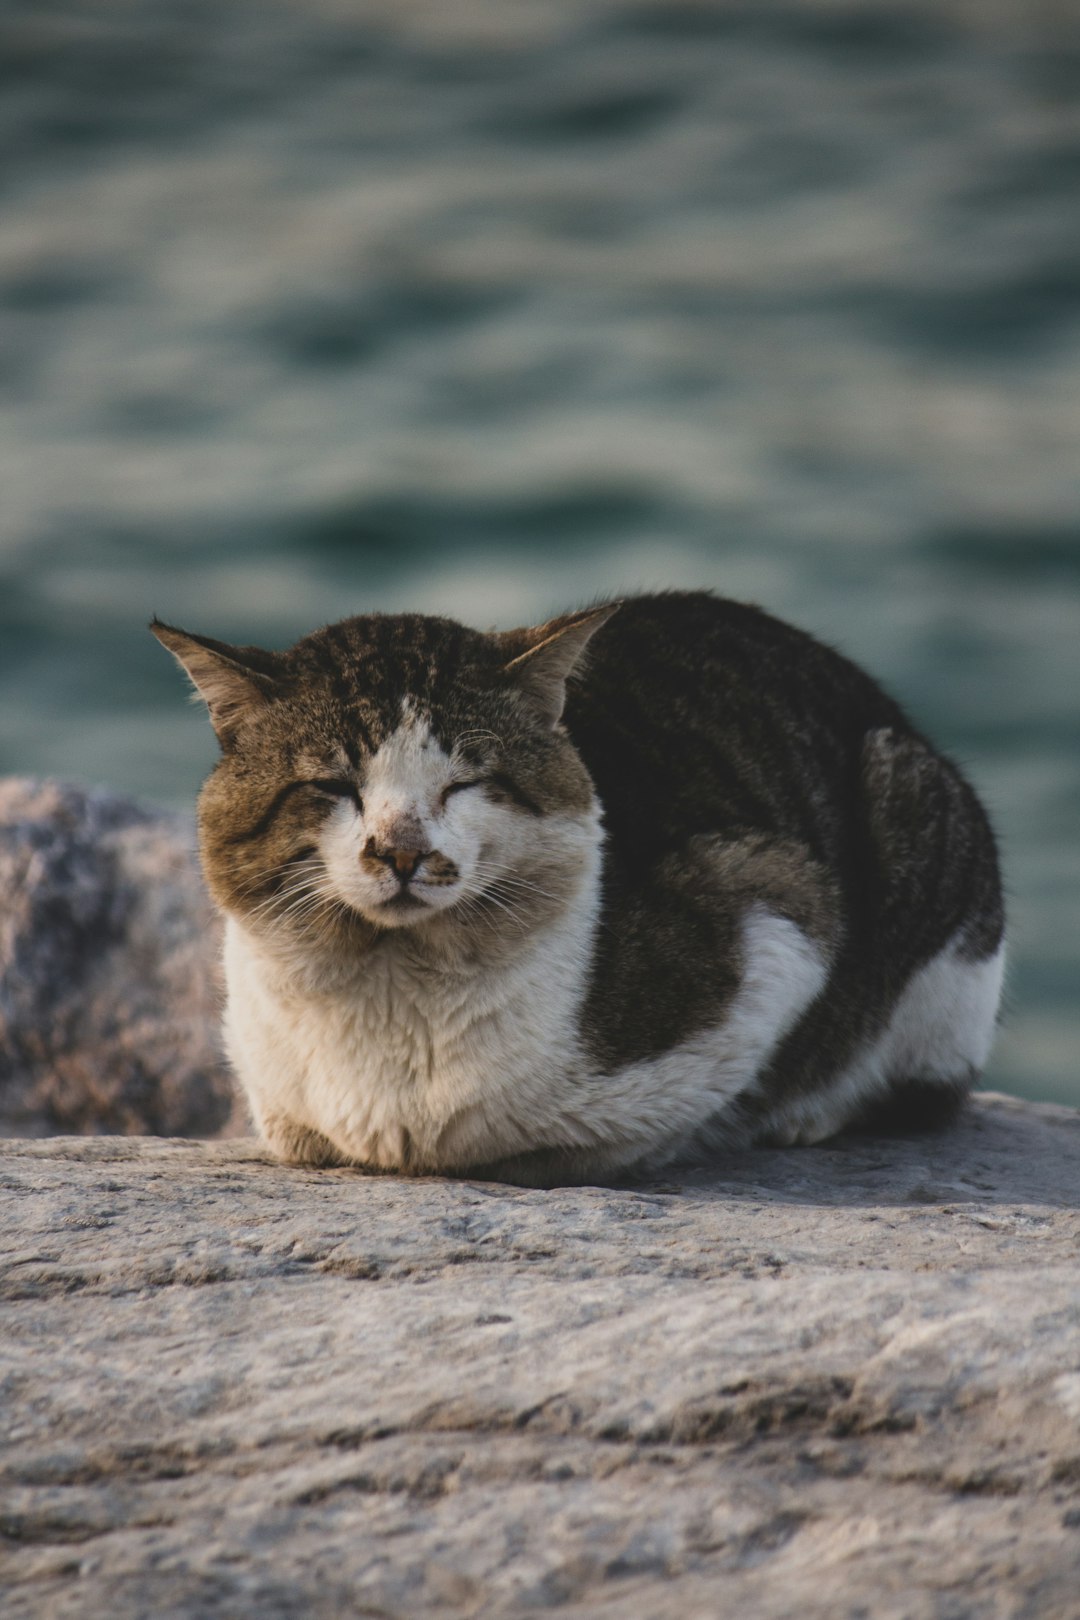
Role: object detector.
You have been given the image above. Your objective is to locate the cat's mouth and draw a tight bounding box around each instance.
[376,890,430,916]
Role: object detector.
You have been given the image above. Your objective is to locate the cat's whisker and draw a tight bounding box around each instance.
[479,873,560,904]
[447,882,503,931]
[280,892,332,925]
[235,853,324,906]
[471,862,561,904]
[247,881,323,920]
[463,884,532,937]
[456,894,511,942]
[480,882,534,916]
[250,874,318,913]
[249,872,341,933]
[488,881,553,920]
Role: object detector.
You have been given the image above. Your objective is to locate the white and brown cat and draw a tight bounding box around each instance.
[153,592,1005,1184]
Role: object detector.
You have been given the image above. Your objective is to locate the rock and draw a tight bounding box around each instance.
[2,1093,1079,1617]
[0,778,237,1139]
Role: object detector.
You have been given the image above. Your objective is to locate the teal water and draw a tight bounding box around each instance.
[1,1,1077,1103]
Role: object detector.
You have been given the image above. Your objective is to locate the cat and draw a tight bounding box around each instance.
[152,591,1005,1185]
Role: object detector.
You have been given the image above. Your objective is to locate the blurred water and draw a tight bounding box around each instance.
[1,0,1077,1103]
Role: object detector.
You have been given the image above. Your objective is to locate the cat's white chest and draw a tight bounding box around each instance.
[222,894,596,1169]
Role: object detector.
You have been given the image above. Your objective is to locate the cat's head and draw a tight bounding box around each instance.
[151,606,616,954]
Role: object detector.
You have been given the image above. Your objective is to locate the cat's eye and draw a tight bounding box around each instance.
[441,779,485,807]
[309,779,362,809]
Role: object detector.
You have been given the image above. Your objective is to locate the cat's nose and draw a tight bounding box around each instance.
[387,847,423,881]
[363,837,427,884]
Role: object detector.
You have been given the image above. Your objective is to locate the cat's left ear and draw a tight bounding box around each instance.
[150,619,286,746]
[499,603,620,727]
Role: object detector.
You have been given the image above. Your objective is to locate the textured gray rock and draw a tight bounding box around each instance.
[2,1093,1079,1617]
[0,778,236,1139]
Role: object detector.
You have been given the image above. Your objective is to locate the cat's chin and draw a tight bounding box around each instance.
[365,890,442,930]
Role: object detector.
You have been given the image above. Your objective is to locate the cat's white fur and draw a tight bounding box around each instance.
[317,700,506,925]
[225,896,829,1179]
[763,935,1007,1147]
[225,797,605,1171]
[223,709,1002,1180]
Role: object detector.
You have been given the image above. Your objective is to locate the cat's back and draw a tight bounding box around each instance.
[564,591,1003,1144]
[562,590,906,865]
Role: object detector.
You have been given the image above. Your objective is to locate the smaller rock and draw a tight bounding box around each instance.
[0,777,238,1138]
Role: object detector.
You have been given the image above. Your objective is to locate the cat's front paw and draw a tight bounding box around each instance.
[260,1110,348,1168]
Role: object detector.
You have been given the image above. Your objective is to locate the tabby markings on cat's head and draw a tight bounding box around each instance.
[150,606,617,946]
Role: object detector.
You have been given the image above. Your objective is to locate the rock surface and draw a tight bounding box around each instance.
[0,778,236,1139]
[2,1093,1079,1617]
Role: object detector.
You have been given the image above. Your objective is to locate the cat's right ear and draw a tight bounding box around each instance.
[150,619,284,746]
[498,603,620,727]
